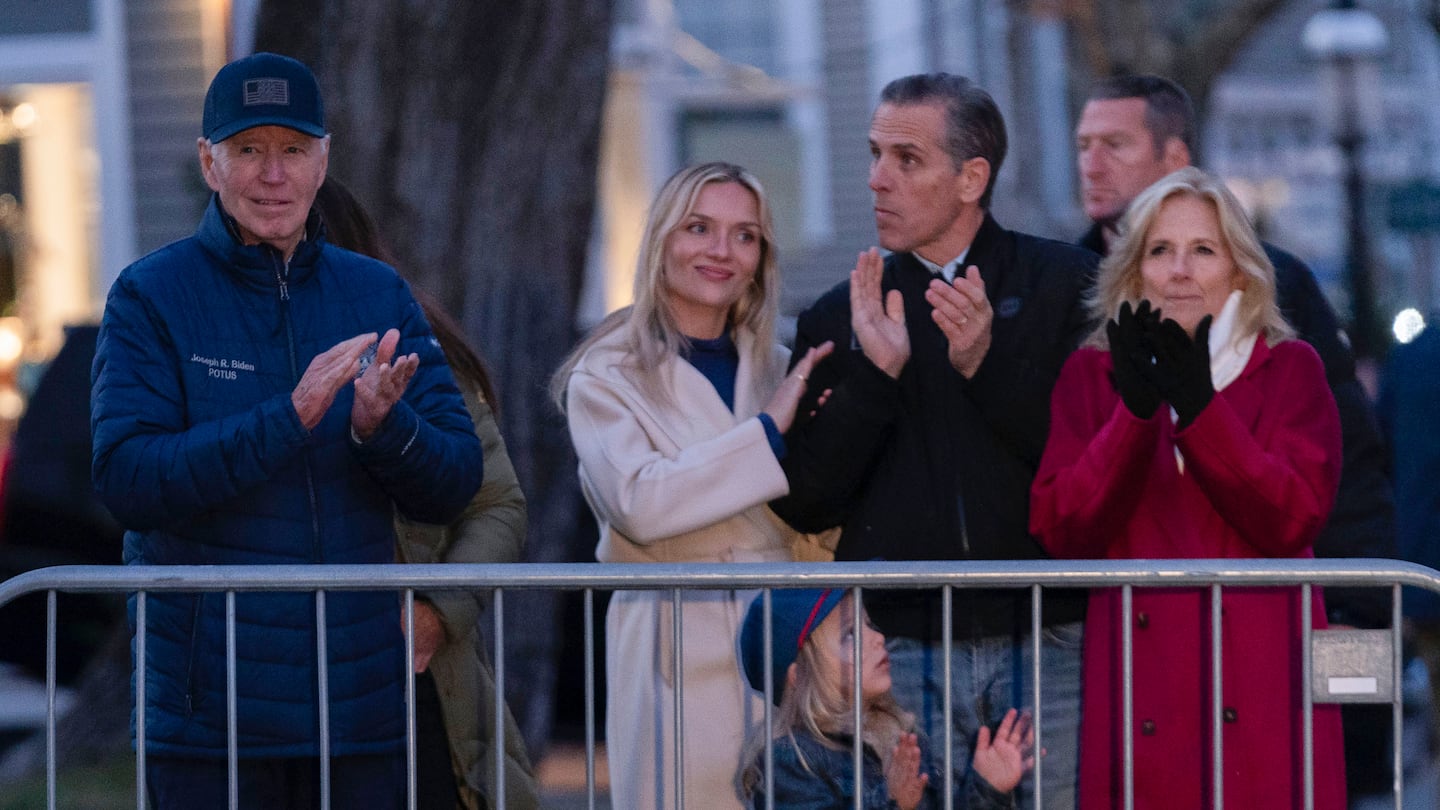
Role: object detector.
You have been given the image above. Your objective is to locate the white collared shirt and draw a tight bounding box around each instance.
[914,247,972,282]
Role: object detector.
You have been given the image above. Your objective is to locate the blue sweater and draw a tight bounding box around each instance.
[684,332,785,457]
[91,196,483,757]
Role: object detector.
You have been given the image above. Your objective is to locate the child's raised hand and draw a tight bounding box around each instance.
[970,708,1036,794]
[885,732,930,810]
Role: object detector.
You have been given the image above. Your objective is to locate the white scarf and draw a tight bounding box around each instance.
[1174,290,1256,472]
[1206,290,1256,393]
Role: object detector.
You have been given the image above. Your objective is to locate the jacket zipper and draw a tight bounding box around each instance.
[274,253,324,563]
[184,594,203,715]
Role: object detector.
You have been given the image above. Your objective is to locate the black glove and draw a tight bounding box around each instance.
[1149,315,1214,429]
[1106,300,1163,419]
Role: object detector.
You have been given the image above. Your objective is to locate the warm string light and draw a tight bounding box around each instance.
[0,318,22,368]
[0,102,38,145]
[9,103,36,131]
[0,317,24,422]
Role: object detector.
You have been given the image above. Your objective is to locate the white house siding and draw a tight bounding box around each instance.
[125,0,213,256]
[782,0,878,314]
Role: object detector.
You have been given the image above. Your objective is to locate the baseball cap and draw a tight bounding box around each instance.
[202,52,327,143]
[740,588,845,706]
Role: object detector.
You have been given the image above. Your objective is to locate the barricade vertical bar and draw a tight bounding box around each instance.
[1392,583,1403,810]
[942,585,953,810]
[673,588,684,808]
[493,588,506,810]
[1122,585,1134,810]
[1211,584,1223,809]
[1031,584,1043,809]
[584,589,596,810]
[404,589,416,810]
[46,591,56,810]
[763,588,774,810]
[136,592,147,810]
[316,591,331,810]
[852,586,863,810]
[226,591,238,810]
[1301,584,1313,810]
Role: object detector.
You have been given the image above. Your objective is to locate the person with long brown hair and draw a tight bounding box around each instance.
[315,177,535,810]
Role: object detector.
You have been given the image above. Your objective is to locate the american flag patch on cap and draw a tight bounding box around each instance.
[243,78,290,106]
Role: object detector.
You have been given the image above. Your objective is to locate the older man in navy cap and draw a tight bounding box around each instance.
[91,52,484,809]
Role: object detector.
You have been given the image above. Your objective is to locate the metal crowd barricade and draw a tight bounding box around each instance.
[0,558,1434,810]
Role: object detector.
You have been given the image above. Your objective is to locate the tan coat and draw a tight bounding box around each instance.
[396,382,538,810]
[566,328,827,810]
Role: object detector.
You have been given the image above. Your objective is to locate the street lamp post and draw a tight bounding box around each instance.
[1303,0,1389,360]
[1338,86,1382,360]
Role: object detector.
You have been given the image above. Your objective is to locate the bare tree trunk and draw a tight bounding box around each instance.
[1062,0,1289,126]
[256,0,612,757]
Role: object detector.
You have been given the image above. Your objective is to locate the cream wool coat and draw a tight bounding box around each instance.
[566,326,823,810]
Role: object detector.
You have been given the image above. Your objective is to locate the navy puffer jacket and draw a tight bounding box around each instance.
[92,196,484,757]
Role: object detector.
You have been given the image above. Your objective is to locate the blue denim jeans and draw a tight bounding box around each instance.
[887,620,1084,809]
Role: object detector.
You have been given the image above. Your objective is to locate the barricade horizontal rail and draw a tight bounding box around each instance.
[4,557,1439,599]
[1,558,1431,810]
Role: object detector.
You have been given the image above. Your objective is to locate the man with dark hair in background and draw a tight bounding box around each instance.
[1074,73,1398,796]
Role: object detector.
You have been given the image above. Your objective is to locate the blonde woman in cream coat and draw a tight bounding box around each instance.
[554,163,835,809]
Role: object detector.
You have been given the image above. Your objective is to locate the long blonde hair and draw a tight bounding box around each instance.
[737,595,914,800]
[1086,166,1294,348]
[551,162,781,410]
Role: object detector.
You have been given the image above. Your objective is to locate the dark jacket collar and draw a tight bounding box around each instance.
[1079,221,1108,256]
[195,194,326,288]
[969,211,1008,263]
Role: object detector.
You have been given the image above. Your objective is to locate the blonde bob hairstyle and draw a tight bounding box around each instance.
[1086,166,1294,349]
[552,162,781,409]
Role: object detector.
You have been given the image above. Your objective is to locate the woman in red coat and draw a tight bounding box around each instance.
[1030,167,1345,809]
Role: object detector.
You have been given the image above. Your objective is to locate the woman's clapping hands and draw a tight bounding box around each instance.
[1107,300,1163,419]
[1106,299,1215,427]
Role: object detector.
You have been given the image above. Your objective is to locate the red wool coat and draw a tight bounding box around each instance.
[1030,337,1345,809]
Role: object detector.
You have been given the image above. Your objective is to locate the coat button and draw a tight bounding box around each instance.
[1223,707,1238,723]
[1141,719,1156,735]
[1136,612,1149,629]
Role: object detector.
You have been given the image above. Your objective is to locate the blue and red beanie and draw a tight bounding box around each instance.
[740,588,845,706]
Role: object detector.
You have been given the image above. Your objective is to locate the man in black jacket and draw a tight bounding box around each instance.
[773,73,1096,808]
[1074,73,1397,795]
